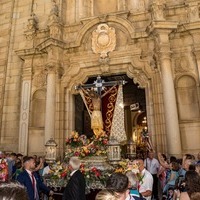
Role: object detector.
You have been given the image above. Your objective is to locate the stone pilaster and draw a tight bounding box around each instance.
[148,21,182,156]
[183,21,200,83]
[64,88,75,139]
[193,46,200,82]
[44,62,57,143]
[18,58,32,155]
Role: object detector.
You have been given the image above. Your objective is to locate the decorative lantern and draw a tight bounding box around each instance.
[45,138,57,164]
[107,137,121,165]
[127,139,136,159]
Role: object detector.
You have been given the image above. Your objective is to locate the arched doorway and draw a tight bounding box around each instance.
[74,74,146,143]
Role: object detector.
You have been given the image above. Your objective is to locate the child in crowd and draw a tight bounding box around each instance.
[163,162,179,195]
[166,187,174,200]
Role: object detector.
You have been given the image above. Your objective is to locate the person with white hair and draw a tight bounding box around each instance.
[62,157,86,200]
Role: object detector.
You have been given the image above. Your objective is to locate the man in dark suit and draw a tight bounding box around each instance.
[17,156,53,200]
[62,156,86,200]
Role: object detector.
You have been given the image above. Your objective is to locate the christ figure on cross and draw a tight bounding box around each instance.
[87,89,104,136]
[75,76,126,137]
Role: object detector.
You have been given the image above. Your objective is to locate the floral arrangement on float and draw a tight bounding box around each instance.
[43,160,113,190]
[0,158,8,182]
[43,161,69,188]
[43,158,144,190]
[65,131,108,158]
[45,131,143,190]
[80,163,112,191]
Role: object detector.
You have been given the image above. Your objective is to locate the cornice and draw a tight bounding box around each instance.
[37,38,66,52]
[146,21,178,34]
[178,21,200,32]
[15,38,67,59]
[15,48,42,60]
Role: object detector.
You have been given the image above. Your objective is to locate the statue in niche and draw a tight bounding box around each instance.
[24,12,37,40]
[27,13,37,30]
[48,1,60,24]
[151,0,165,20]
[48,1,61,39]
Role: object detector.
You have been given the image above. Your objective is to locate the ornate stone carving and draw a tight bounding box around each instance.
[186,2,199,22]
[45,62,58,73]
[48,1,60,24]
[151,0,166,20]
[48,1,62,40]
[24,13,38,40]
[33,71,47,87]
[130,0,146,12]
[174,57,190,74]
[92,24,116,59]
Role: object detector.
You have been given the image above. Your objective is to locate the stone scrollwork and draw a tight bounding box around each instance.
[45,62,57,75]
[174,57,190,74]
[33,71,47,87]
[92,24,116,59]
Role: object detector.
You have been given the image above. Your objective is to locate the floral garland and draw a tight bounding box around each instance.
[43,158,145,190]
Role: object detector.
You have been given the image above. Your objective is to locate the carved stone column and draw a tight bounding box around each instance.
[148,21,182,156]
[44,63,57,143]
[18,58,32,155]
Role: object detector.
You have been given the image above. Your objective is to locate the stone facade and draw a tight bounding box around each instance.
[0,0,200,158]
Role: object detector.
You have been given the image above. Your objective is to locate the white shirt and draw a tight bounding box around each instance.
[70,169,78,177]
[139,168,153,200]
[144,158,160,175]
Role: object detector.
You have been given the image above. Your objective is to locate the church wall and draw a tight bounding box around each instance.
[0,0,29,152]
[0,0,200,157]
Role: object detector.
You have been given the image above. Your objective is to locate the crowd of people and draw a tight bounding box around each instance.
[0,150,199,200]
[96,152,200,200]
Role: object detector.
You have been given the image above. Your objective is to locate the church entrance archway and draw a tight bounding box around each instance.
[74,74,147,146]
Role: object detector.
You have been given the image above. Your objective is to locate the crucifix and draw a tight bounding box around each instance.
[75,76,126,137]
[75,75,126,95]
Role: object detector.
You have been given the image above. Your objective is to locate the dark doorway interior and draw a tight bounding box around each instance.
[74,74,146,138]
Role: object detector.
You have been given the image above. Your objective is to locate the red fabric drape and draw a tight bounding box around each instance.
[81,86,119,136]
[102,86,118,136]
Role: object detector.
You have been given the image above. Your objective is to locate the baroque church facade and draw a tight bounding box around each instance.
[0,0,200,158]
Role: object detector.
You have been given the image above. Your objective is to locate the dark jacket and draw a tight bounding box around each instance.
[17,170,50,200]
[62,170,86,200]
